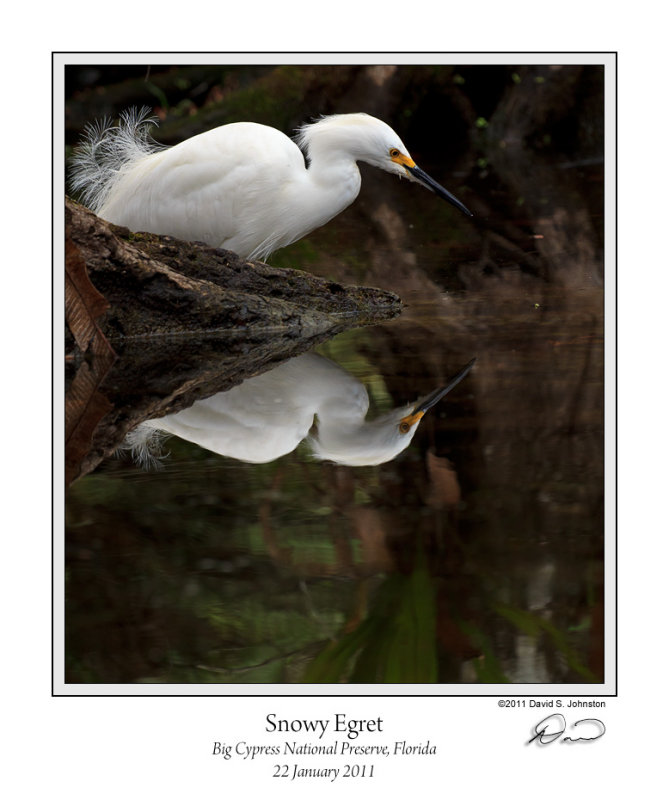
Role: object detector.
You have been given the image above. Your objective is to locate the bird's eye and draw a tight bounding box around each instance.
[398,420,411,434]
[389,148,401,158]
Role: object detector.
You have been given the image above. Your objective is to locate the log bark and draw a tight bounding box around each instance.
[65,198,402,485]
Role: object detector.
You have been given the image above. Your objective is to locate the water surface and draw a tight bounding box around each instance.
[65,167,604,685]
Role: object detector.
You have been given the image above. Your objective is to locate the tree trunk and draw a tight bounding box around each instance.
[64,198,402,485]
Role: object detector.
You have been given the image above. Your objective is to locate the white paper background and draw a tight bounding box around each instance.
[4,6,666,796]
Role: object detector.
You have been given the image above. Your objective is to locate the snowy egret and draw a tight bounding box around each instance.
[70,109,473,261]
[125,353,475,467]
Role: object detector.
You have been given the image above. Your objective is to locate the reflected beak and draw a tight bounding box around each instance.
[410,358,477,417]
[406,164,473,218]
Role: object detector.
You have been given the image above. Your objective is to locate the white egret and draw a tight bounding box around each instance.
[125,353,475,467]
[70,109,473,261]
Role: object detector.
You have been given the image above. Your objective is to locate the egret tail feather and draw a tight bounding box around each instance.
[69,106,164,213]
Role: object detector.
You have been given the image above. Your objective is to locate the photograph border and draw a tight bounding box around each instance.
[54,50,617,698]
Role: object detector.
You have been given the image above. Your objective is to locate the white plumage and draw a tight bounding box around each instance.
[125,353,475,468]
[70,109,472,261]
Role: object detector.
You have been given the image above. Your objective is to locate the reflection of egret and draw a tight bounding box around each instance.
[127,354,475,467]
[70,109,472,261]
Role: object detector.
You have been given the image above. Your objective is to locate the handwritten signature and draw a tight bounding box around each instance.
[527,714,606,745]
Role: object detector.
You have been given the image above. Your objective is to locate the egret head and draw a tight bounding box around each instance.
[297,113,472,218]
[309,358,476,467]
[309,403,423,467]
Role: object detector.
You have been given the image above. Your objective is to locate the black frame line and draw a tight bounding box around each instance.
[54,50,617,699]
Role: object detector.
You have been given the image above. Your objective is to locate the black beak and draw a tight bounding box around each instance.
[407,164,473,217]
[412,358,476,416]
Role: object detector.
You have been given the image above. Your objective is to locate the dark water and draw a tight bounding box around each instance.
[64,63,605,685]
[65,166,604,686]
